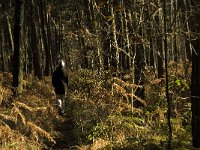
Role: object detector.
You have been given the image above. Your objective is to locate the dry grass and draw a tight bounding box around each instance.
[0,63,192,149]
[0,73,58,149]
[68,66,192,149]
[27,121,55,144]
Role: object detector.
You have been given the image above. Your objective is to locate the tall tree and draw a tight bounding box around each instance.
[1,0,14,72]
[101,2,112,71]
[134,40,145,101]
[12,0,24,95]
[155,6,164,78]
[90,0,104,74]
[0,30,5,71]
[38,0,51,76]
[29,0,42,79]
[76,4,88,69]
[190,0,200,148]
[163,0,172,148]
[134,1,145,105]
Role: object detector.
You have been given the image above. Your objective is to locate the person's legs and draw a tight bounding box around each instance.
[56,94,65,115]
[61,95,65,111]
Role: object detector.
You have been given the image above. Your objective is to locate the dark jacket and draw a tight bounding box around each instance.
[52,67,68,94]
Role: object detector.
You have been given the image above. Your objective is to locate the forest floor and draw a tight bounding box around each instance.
[0,64,194,149]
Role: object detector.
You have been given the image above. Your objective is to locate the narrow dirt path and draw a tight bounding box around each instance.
[44,92,79,150]
[54,116,75,149]
[48,114,78,150]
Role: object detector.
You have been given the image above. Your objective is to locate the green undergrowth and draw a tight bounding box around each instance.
[68,67,192,149]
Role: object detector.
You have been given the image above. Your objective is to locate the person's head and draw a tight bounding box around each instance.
[57,60,65,68]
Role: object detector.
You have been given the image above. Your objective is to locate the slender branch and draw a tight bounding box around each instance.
[163,0,173,149]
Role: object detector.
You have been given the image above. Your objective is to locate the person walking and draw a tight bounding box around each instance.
[52,60,68,116]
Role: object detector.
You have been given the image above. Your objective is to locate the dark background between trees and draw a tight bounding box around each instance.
[1,0,200,148]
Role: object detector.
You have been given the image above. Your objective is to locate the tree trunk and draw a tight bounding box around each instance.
[76,6,88,69]
[46,16,53,72]
[155,14,164,78]
[0,0,14,72]
[110,0,120,73]
[190,0,200,147]
[12,0,24,95]
[5,15,14,54]
[180,0,192,62]
[123,4,131,70]
[38,0,51,76]
[191,40,200,148]
[29,0,42,79]
[157,35,164,78]
[101,3,112,71]
[0,30,5,71]
[163,0,172,148]
[134,26,145,106]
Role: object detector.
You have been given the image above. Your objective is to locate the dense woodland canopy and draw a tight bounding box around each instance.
[0,0,200,149]
[0,0,193,78]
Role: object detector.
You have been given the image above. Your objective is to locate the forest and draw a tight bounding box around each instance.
[0,0,200,149]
